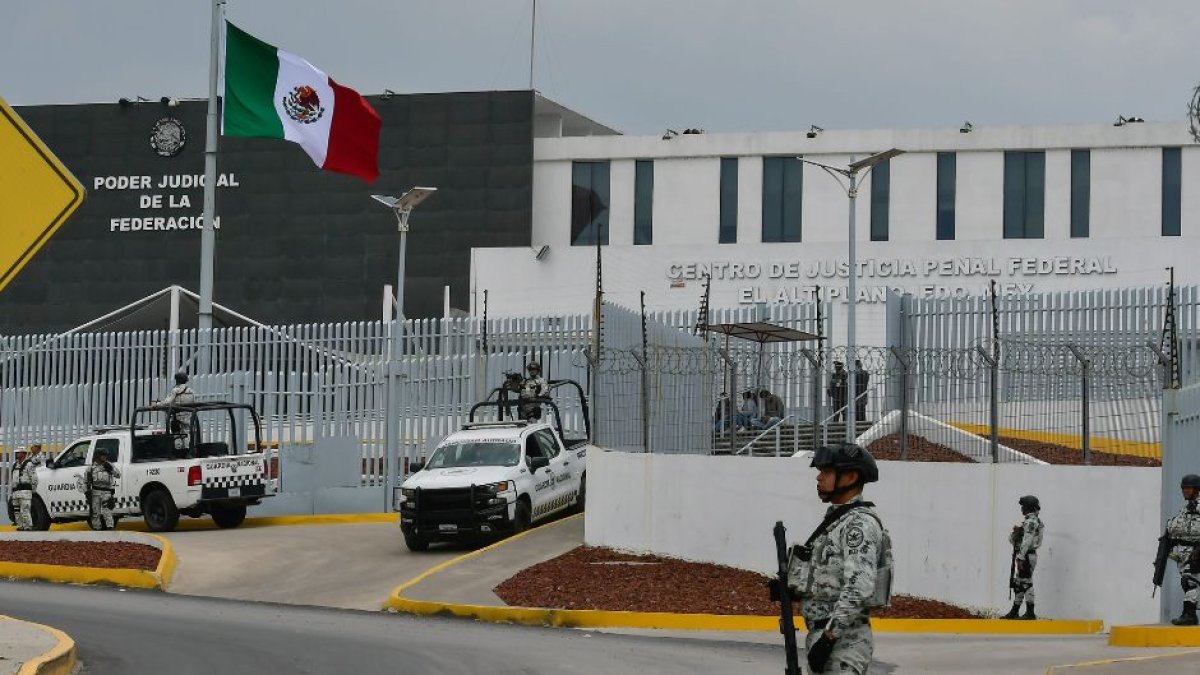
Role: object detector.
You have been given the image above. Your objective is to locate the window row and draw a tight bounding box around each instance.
[569,149,1185,245]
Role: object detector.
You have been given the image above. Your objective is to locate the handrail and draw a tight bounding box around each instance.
[734,414,796,456]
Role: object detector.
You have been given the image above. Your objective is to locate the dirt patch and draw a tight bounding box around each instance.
[989,435,1160,467]
[868,434,973,463]
[0,541,161,571]
[495,545,981,618]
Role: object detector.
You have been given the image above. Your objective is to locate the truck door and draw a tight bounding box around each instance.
[44,439,92,517]
[524,433,556,519]
[533,428,573,515]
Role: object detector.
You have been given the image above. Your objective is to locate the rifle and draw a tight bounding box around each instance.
[1154,529,1175,598]
[1008,547,1018,599]
[773,521,803,675]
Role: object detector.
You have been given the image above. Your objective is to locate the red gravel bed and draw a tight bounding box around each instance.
[0,541,161,571]
[495,545,981,618]
[868,434,973,463]
[986,435,1160,466]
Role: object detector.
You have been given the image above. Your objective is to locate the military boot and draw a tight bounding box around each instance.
[1171,602,1198,626]
[1001,603,1021,619]
[1020,603,1036,620]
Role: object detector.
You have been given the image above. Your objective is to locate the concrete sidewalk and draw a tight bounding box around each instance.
[0,615,74,675]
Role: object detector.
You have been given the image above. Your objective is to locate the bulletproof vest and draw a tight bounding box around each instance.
[789,505,894,609]
[1170,504,1200,542]
[89,464,117,490]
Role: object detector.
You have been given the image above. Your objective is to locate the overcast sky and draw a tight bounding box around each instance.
[2,1,1198,135]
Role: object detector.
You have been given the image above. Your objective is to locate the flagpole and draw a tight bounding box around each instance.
[198,0,225,375]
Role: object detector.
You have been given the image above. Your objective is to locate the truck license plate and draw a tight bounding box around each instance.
[438,524,457,532]
[228,487,241,497]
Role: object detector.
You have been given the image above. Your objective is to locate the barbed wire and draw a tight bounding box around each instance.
[1189,83,1200,144]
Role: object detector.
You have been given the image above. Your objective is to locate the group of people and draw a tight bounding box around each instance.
[7,444,121,531]
[827,360,870,423]
[714,389,786,433]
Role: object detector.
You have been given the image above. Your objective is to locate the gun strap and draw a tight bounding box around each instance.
[803,501,875,548]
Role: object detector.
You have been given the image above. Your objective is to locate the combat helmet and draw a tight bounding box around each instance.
[174,370,189,385]
[1018,495,1040,512]
[1182,475,1200,490]
[811,442,879,485]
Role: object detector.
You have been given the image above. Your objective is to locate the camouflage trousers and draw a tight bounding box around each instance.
[1013,552,1037,605]
[805,622,873,675]
[1176,558,1200,603]
[90,490,115,530]
[11,490,33,530]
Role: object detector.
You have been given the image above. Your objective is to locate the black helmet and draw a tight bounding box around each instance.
[1182,475,1200,489]
[526,361,541,372]
[1018,495,1040,511]
[174,370,189,384]
[811,443,879,484]
[95,448,109,460]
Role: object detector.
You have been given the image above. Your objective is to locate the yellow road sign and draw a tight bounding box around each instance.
[0,95,85,293]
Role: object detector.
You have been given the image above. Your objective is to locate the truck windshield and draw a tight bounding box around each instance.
[427,442,520,469]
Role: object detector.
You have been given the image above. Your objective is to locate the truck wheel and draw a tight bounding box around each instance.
[574,474,587,513]
[142,489,180,532]
[403,532,429,552]
[514,500,532,534]
[31,498,52,531]
[210,503,247,529]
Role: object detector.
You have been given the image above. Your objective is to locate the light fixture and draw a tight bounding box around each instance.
[381,89,396,100]
[806,125,823,139]
[119,96,150,107]
[1114,115,1143,127]
[160,96,179,107]
[682,128,705,135]
[960,121,973,133]
[531,245,550,261]
[662,128,679,140]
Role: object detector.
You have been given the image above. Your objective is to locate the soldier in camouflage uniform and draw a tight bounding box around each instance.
[1167,474,1200,625]
[84,449,121,531]
[1002,495,1044,619]
[787,443,891,674]
[10,448,39,531]
[518,362,549,422]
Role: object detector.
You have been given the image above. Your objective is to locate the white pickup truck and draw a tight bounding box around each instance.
[395,380,594,551]
[12,401,274,532]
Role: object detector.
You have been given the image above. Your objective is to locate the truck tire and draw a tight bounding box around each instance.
[210,503,247,529]
[574,474,587,513]
[31,497,51,532]
[142,489,180,532]
[513,500,532,534]
[403,532,429,552]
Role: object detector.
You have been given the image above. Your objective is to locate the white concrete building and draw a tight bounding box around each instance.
[473,120,1199,345]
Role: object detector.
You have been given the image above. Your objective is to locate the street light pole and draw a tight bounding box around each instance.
[796,149,903,443]
[372,187,437,511]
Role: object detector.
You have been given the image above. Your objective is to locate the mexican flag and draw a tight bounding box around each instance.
[223,22,381,183]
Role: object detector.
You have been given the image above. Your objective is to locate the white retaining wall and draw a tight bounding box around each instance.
[585,449,1159,627]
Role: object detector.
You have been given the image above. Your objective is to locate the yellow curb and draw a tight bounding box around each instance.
[1109,625,1200,647]
[1,512,397,533]
[1046,649,1200,673]
[0,533,176,590]
[951,422,1160,460]
[383,514,1102,634]
[0,615,77,675]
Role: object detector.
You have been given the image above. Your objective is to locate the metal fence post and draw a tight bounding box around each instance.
[976,345,999,463]
[1066,344,1091,465]
[889,346,910,461]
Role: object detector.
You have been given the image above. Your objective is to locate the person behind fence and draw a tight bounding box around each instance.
[735,390,758,432]
[1002,495,1043,620]
[759,388,785,428]
[1167,475,1200,625]
[828,361,848,422]
[518,361,549,422]
[157,370,196,449]
[853,359,870,422]
[9,447,39,531]
[774,442,892,674]
[713,391,732,432]
[84,448,121,531]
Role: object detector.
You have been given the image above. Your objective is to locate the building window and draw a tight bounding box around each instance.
[936,152,956,240]
[633,160,654,245]
[870,159,890,241]
[1070,150,1090,238]
[761,157,803,243]
[1003,151,1045,239]
[571,161,610,246]
[1163,147,1182,237]
[719,158,738,243]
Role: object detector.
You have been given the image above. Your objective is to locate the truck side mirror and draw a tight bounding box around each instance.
[528,456,549,472]
[409,461,425,473]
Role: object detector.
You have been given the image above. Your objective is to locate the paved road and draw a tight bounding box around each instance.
[161,522,461,610]
[0,581,785,675]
